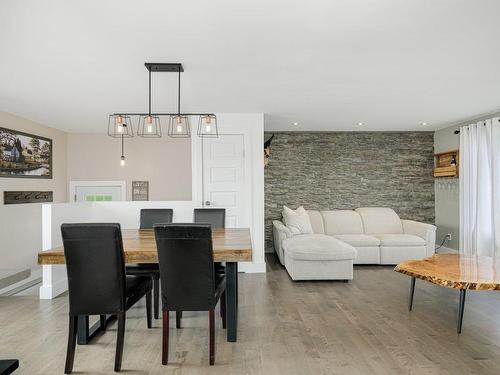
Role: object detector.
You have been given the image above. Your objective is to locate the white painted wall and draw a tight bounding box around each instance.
[434,125,460,250]
[66,132,192,201]
[0,111,67,273]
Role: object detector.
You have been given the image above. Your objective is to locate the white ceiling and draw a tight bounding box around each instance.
[1,0,500,133]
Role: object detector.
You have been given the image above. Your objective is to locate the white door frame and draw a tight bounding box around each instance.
[68,180,127,202]
[191,113,265,273]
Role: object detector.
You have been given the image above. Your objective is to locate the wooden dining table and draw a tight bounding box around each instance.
[38,228,253,344]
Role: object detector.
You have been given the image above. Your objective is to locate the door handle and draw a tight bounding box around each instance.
[205,200,211,206]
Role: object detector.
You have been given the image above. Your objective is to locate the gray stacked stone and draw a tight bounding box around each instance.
[264,131,435,251]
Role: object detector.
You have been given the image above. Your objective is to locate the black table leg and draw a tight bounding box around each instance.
[457,289,466,334]
[77,316,89,344]
[409,277,416,311]
[77,315,114,345]
[226,262,238,342]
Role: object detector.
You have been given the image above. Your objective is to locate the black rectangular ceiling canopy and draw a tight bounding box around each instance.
[144,63,183,72]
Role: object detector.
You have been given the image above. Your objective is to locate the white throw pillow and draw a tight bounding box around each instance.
[282,206,314,236]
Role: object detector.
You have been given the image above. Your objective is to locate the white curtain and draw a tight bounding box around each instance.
[459,117,500,256]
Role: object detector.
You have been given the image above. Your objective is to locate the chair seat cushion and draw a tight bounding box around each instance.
[126,263,159,275]
[126,275,152,302]
[333,234,380,247]
[283,234,357,261]
[374,234,426,247]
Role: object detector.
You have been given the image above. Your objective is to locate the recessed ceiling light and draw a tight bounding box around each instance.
[421,122,428,126]
[292,122,299,126]
[357,122,364,126]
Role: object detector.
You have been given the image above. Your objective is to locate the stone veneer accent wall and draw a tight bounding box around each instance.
[264,131,435,251]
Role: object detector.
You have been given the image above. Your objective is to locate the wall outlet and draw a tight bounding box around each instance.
[445,233,452,241]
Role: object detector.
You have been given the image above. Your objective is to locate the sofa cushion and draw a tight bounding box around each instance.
[283,234,357,261]
[374,234,426,247]
[334,234,380,247]
[306,210,325,234]
[355,207,403,234]
[321,210,364,235]
[282,206,314,235]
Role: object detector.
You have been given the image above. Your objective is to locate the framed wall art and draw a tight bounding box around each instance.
[0,127,52,178]
[132,181,149,201]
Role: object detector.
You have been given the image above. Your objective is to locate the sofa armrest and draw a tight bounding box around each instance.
[402,219,437,257]
[273,220,292,265]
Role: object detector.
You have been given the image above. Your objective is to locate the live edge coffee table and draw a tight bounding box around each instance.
[395,253,500,334]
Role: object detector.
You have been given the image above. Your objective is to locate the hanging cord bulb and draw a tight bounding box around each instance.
[176,68,183,132]
[147,69,153,133]
[120,134,125,166]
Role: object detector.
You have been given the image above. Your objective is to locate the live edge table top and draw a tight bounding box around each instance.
[38,228,253,265]
[394,253,500,290]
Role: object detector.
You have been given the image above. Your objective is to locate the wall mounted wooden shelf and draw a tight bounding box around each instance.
[434,150,459,178]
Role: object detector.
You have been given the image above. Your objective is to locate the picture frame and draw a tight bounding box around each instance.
[132,181,149,201]
[0,127,53,179]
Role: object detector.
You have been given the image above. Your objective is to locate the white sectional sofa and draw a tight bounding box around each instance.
[273,207,436,281]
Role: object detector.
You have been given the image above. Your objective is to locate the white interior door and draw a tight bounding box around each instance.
[202,135,247,228]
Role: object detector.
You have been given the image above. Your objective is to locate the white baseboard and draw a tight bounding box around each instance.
[39,277,68,299]
[238,261,266,273]
[0,268,41,296]
[437,246,458,254]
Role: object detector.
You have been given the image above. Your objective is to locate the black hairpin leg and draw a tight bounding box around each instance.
[457,289,466,334]
[408,277,416,311]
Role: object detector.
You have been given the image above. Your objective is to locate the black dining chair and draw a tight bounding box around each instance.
[193,208,226,229]
[193,208,226,277]
[174,208,226,329]
[61,223,152,373]
[126,208,173,319]
[154,224,226,366]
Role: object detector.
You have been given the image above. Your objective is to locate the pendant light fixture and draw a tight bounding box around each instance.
[137,68,161,138]
[108,114,134,138]
[108,63,217,160]
[168,67,190,138]
[197,114,218,137]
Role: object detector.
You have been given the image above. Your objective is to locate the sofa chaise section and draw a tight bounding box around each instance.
[283,234,357,281]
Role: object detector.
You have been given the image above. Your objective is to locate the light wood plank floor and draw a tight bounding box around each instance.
[1,254,500,375]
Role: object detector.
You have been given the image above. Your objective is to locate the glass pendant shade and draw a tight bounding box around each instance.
[168,115,191,138]
[137,115,162,138]
[108,114,134,138]
[197,115,218,137]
